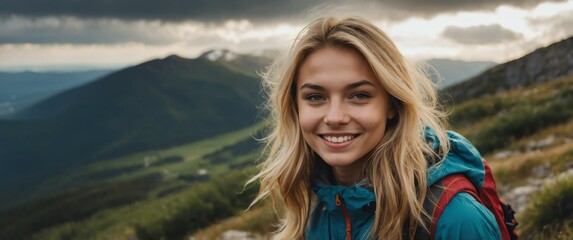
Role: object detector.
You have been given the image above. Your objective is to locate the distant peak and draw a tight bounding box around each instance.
[163,54,184,60]
[200,49,238,62]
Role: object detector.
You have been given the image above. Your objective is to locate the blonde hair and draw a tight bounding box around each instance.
[249,16,450,239]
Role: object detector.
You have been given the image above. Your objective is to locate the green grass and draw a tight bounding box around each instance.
[481,118,573,188]
[26,168,259,240]
[519,176,573,239]
[29,122,265,198]
[0,174,162,240]
[450,76,573,154]
[0,122,267,239]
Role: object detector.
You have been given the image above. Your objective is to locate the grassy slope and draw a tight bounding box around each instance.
[449,76,573,154]
[48,122,263,186]
[29,168,259,240]
[0,122,266,239]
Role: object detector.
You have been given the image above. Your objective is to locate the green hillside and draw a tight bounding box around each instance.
[0,122,265,240]
[449,76,573,154]
[0,54,264,208]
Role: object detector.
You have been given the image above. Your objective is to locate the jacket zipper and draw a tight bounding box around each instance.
[335,194,352,240]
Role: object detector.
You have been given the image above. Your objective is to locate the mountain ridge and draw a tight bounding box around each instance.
[0,53,264,203]
[443,36,573,104]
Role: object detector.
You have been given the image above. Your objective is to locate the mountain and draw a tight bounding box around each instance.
[0,70,112,117]
[0,54,264,203]
[199,49,272,78]
[424,59,495,88]
[443,36,573,104]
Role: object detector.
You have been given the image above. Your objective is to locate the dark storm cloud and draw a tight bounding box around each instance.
[0,16,178,45]
[0,0,333,23]
[442,24,523,45]
[0,0,564,22]
[0,0,562,45]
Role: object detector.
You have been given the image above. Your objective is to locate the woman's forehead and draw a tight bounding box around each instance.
[296,47,380,88]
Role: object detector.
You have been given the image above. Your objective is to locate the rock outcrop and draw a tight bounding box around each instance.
[443,36,573,104]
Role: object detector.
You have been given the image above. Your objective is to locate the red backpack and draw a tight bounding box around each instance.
[416,158,519,240]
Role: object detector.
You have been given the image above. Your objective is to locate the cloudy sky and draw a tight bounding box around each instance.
[0,0,572,71]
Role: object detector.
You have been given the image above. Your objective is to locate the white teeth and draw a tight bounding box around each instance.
[323,135,355,143]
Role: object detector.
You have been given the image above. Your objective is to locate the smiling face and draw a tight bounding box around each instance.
[296,46,395,183]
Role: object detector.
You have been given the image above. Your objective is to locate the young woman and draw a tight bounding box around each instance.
[249,16,501,239]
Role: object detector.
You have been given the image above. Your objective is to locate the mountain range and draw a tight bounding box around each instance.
[0,53,268,206]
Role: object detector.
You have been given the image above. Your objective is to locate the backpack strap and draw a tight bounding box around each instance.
[414,159,519,240]
[414,173,480,240]
[430,173,481,238]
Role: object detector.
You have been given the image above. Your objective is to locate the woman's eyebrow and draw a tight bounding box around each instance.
[346,80,375,90]
[300,83,324,91]
[300,80,375,91]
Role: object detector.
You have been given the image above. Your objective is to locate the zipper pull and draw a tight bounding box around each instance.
[335,194,352,240]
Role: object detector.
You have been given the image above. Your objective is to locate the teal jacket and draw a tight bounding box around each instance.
[306,130,502,239]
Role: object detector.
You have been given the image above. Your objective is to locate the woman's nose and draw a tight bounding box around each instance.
[323,102,350,127]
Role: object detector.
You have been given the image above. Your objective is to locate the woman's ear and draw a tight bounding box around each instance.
[388,108,396,120]
[387,97,397,120]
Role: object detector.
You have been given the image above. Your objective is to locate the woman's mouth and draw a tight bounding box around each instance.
[320,134,359,143]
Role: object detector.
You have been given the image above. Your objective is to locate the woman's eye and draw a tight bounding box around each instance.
[351,92,371,100]
[304,94,326,102]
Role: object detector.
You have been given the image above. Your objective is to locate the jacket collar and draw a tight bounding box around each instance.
[312,180,376,213]
[311,161,375,213]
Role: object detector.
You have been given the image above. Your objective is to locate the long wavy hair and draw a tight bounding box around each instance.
[248,16,450,239]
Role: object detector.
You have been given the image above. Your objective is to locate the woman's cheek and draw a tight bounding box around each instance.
[298,106,317,130]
